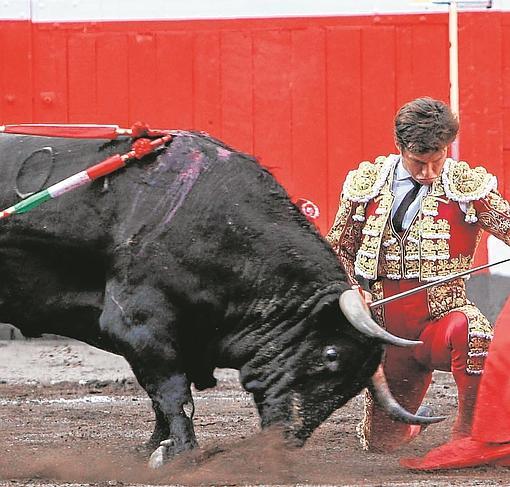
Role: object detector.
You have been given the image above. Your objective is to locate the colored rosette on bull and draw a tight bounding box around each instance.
[294,197,320,222]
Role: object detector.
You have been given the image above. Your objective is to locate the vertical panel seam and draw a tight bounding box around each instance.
[324,26,330,226]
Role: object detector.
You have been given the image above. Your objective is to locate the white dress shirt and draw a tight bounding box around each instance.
[390,159,429,231]
[390,156,467,231]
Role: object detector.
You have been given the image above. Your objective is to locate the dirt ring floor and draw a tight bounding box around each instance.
[1,339,509,487]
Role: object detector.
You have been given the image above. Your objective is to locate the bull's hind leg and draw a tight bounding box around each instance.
[99,279,198,467]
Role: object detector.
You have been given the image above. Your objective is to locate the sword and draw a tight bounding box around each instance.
[369,257,510,309]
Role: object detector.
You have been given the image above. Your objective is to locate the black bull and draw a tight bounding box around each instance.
[0,131,435,467]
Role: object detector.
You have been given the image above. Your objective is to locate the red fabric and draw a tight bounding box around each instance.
[363,198,481,274]
[366,279,479,451]
[367,280,432,451]
[401,437,510,470]
[1,124,120,139]
[432,200,481,261]
[1,122,171,140]
[471,311,510,442]
[400,296,510,470]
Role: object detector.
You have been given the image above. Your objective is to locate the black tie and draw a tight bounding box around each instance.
[392,179,421,233]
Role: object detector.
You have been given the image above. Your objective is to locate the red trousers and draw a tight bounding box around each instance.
[471,317,510,442]
[366,279,481,452]
[400,302,510,469]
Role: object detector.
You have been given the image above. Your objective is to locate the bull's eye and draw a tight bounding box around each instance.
[325,347,338,361]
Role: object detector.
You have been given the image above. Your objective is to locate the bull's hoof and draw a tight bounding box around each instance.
[143,436,165,453]
[148,438,197,468]
[148,445,167,469]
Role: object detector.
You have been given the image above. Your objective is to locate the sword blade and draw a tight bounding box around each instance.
[369,257,510,309]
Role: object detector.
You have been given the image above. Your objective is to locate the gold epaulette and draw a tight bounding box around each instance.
[342,155,395,203]
[443,159,497,203]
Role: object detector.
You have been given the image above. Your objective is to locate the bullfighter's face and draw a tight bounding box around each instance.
[401,146,447,186]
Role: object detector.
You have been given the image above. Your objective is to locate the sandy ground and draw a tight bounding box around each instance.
[1,339,510,487]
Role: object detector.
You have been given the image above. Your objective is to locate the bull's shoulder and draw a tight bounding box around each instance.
[443,159,497,202]
[342,155,396,203]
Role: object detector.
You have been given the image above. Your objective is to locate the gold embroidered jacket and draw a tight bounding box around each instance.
[326,155,510,286]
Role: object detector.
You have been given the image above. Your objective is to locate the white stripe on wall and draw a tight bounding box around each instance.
[0,0,506,23]
[0,0,30,20]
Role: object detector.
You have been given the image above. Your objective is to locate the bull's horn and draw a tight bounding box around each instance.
[339,289,420,347]
[369,365,447,425]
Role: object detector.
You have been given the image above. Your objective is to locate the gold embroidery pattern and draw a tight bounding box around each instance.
[421,254,472,281]
[421,239,436,259]
[369,280,385,327]
[382,223,402,279]
[420,239,450,261]
[465,201,478,224]
[422,195,439,216]
[339,225,362,285]
[443,160,496,202]
[343,156,393,203]
[353,203,366,222]
[485,191,510,214]
[379,209,471,281]
[456,304,493,375]
[379,201,460,281]
[333,156,399,282]
[401,218,421,278]
[325,198,352,248]
[345,161,379,200]
[375,192,393,216]
[356,389,374,451]
[478,212,510,242]
[326,199,363,285]
[420,216,451,240]
[430,177,446,197]
[341,157,396,281]
[355,279,387,450]
[426,283,492,374]
[477,192,510,246]
[340,157,501,285]
[426,278,468,320]
[355,195,393,280]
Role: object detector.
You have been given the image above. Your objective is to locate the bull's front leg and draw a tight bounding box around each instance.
[99,278,198,467]
[147,400,170,449]
[144,373,197,468]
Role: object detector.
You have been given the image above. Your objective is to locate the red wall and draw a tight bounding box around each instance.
[0,12,508,262]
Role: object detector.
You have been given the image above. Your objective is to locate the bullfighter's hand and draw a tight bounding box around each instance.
[351,285,373,309]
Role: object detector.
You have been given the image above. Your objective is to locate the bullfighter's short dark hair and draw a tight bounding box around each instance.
[394,97,459,154]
